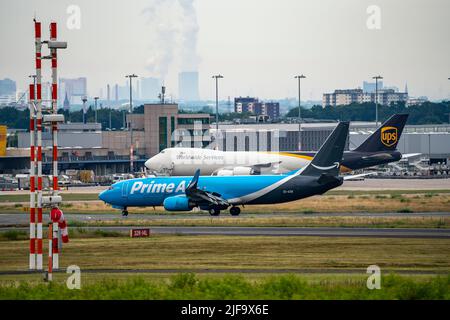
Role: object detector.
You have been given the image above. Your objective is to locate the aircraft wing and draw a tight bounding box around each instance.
[186,169,230,206]
[252,161,282,169]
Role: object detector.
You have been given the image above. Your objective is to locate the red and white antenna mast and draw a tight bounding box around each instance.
[29,19,67,279]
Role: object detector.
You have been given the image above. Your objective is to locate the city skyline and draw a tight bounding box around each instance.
[0,0,449,101]
[0,75,442,111]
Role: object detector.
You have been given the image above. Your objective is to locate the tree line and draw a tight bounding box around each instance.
[285,101,450,125]
[0,106,134,130]
[1,101,449,130]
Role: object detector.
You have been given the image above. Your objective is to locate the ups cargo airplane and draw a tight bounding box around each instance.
[100,122,364,216]
[145,114,414,176]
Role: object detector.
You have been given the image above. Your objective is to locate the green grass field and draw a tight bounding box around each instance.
[1,189,449,300]
[0,273,448,299]
[1,235,449,272]
[0,234,449,300]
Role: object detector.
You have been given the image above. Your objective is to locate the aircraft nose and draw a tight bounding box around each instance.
[144,158,152,169]
[145,156,162,172]
[98,189,109,202]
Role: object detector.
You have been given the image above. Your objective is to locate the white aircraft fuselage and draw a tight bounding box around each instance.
[145,148,311,176]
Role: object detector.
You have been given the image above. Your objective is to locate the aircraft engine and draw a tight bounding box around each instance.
[214,167,255,176]
[163,195,193,211]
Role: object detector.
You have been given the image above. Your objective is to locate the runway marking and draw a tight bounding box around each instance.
[1,226,450,239]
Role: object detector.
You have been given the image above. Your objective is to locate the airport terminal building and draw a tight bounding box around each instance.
[4,104,211,175]
[213,122,450,164]
[1,103,450,175]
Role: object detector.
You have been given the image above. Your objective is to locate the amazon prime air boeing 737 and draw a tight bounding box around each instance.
[99,121,358,216]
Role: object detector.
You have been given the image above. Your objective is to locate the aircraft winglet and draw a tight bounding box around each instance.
[187,169,201,192]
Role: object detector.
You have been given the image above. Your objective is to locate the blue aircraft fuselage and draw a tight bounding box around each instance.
[98,172,342,210]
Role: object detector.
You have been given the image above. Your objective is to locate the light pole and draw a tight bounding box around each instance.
[294,74,306,150]
[212,75,223,133]
[94,97,99,123]
[373,75,383,127]
[125,74,138,173]
[125,74,138,114]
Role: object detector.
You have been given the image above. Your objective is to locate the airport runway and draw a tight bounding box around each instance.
[0,212,449,226]
[1,225,449,239]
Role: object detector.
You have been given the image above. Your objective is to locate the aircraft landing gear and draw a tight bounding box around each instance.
[122,208,128,217]
[229,206,241,216]
[209,208,220,216]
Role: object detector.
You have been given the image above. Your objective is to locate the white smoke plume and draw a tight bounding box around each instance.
[142,0,200,80]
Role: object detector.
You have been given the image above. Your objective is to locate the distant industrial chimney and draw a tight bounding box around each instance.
[107,84,110,107]
[158,85,166,104]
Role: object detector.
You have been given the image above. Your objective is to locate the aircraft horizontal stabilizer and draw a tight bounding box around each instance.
[402,153,421,159]
[343,172,377,181]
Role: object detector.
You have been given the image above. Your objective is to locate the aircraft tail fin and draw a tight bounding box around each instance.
[354,114,408,152]
[300,122,349,177]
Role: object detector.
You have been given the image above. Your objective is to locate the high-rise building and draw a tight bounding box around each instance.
[363,81,383,93]
[0,78,16,96]
[117,83,129,100]
[106,84,111,108]
[178,72,199,101]
[59,77,87,106]
[0,78,16,106]
[140,77,160,101]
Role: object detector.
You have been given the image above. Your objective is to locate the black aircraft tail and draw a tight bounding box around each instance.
[354,114,408,152]
[300,122,349,177]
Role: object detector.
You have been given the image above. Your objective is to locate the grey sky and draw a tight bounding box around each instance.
[0,0,449,101]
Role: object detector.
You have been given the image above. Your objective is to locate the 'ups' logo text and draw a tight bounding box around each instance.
[381,126,398,147]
